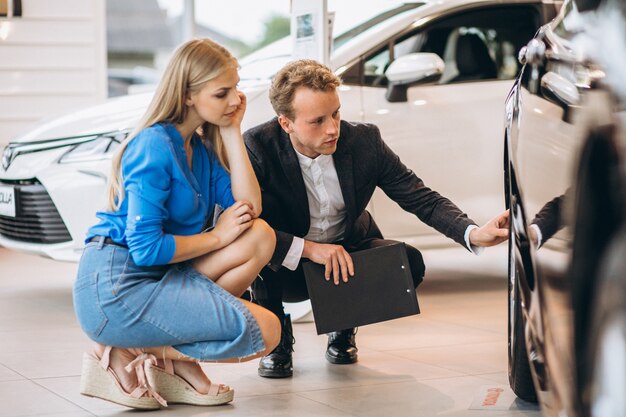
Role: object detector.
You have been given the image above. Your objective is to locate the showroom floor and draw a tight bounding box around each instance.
[0,245,542,417]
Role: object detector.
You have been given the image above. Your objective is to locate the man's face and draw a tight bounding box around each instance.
[279,87,341,159]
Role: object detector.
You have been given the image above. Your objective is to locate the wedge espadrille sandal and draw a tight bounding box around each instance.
[79,346,167,409]
[145,359,234,406]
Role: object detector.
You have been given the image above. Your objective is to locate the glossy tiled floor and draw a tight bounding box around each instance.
[0,246,542,417]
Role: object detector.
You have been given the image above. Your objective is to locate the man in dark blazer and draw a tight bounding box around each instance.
[244,60,509,378]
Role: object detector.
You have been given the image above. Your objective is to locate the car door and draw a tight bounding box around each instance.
[343,5,543,247]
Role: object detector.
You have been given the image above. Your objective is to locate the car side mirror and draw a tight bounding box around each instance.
[385,53,445,103]
[540,72,580,122]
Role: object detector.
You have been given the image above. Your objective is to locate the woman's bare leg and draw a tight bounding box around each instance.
[93,344,143,394]
[141,299,280,393]
[140,299,279,361]
[192,219,276,296]
[91,301,279,396]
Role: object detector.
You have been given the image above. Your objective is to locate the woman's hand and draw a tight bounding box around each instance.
[211,200,254,248]
[220,91,247,137]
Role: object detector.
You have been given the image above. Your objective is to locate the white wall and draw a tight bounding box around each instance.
[0,0,107,148]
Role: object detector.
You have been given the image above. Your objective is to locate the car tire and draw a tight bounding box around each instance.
[505,153,538,403]
[585,226,626,417]
[568,109,625,415]
[508,233,538,403]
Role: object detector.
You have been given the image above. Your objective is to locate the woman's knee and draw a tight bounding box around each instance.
[245,219,276,260]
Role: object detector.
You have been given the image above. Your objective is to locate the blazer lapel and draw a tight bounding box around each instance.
[278,138,310,227]
[333,144,356,229]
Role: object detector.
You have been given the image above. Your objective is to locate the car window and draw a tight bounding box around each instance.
[352,6,541,87]
[333,3,423,51]
[239,2,425,81]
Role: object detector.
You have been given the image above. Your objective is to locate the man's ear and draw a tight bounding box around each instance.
[277,114,293,134]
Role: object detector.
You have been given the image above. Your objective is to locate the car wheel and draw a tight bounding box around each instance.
[569,110,625,414]
[506,157,538,403]
[587,227,626,417]
[508,225,538,403]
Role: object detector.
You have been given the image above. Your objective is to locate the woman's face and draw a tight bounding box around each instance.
[186,67,241,127]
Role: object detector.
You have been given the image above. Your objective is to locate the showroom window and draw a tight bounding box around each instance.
[347,6,540,87]
[106,0,289,96]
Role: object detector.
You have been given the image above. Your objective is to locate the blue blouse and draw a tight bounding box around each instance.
[87,123,235,266]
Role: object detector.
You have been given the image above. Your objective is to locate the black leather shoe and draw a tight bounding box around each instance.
[258,314,294,378]
[326,328,358,364]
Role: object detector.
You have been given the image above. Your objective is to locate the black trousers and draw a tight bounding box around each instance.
[251,238,425,321]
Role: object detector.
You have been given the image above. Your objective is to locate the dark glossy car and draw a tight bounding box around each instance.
[504,0,626,415]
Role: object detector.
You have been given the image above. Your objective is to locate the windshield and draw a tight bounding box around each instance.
[239,2,424,80]
[333,3,423,50]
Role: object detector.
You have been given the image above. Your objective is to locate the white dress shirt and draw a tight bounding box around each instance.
[282,151,346,270]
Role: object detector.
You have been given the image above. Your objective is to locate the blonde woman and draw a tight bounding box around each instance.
[72,38,280,410]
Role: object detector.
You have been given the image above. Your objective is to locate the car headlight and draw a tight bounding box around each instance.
[58,131,127,164]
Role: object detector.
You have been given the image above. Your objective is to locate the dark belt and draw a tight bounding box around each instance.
[87,236,127,248]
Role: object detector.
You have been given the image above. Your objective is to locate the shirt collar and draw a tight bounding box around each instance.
[161,123,184,146]
[161,122,199,148]
[294,148,332,170]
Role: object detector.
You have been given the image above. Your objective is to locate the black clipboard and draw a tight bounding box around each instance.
[303,242,420,334]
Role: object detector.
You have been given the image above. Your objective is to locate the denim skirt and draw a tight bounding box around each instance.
[72,240,265,361]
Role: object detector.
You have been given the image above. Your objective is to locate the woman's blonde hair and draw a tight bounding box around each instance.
[106,38,238,210]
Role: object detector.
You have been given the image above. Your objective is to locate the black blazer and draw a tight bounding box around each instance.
[244,118,476,270]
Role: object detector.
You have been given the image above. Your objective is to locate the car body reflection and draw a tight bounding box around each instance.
[504,0,626,415]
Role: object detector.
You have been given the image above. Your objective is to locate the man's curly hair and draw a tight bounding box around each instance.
[269,59,341,120]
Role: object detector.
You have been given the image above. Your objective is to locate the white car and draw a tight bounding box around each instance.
[0,0,561,262]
